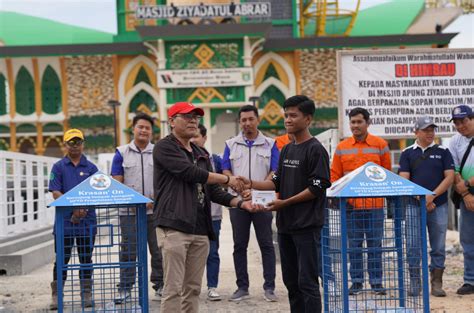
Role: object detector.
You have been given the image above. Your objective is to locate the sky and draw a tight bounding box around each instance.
[0,0,472,48]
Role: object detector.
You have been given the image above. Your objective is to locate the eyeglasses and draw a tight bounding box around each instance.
[66,139,84,147]
[175,113,202,121]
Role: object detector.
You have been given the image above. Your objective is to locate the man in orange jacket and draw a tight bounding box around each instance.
[330,107,391,295]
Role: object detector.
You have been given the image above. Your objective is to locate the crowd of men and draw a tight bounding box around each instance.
[48,100,474,312]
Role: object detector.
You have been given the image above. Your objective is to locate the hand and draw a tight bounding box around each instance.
[146,202,154,210]
[71,209,87,224]
[464,194,474,211]
[425,195,436,212]
[241,189,252,201]
[239,200,255,211]
[237,176,252,190]
[266,199,287,212]
[240,201,267,213]
[228,176,244,193]
[455,178,468,194]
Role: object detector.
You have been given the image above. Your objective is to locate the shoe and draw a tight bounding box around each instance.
[457,283,474,295]
[263,290,278,302]
[207,288,221,301]
[349,283,363,295]
[152,287,163,302]
[229,289,250,302]
[50,281,58,310]
[408,278,421,297]
[114,290,131,304]
[372,284,387,295]
[430,268,447,297]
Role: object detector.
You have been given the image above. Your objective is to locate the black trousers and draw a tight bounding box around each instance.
[278,229,322,313]
[53,235,96,284]
[229,208,276,291]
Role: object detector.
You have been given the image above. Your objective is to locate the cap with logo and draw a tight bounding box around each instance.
[414,116,437,130]
[168,102,204,118]
[63,129,84,142]
[450,105,473,121]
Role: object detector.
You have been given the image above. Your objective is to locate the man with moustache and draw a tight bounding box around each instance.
[153,102,252,313]
[48,129,98,310]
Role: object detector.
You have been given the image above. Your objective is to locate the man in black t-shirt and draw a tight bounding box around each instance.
[240,95,331,313]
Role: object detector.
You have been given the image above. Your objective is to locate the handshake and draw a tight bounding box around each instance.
[225,176,281,213]
[226,175,251,194]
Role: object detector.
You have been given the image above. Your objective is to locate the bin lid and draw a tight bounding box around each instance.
[327,162,434,198]
[48,171,153,207]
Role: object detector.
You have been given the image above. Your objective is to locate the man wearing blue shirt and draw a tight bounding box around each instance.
[399,116,454,297]
[48,129,98,310]
[222,105,279,302]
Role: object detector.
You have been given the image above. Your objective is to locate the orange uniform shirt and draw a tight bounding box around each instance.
[275,134,291,151]
[330,133,392,209]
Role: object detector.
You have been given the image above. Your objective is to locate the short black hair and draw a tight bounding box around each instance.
[198,124,207,137]
[132,112,154,127]
[349,107,370,122]
[283,95,315,117]
[238,105,259,119]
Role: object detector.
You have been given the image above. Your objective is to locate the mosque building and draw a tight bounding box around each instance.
[0,0,463,156]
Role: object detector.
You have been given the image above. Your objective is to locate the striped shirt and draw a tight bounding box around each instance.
[330,133,391,209]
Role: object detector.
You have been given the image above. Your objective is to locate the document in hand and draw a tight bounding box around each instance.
[251,190,276,207]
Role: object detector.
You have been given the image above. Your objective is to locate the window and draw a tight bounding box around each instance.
[129,90,157,112]
[134,67,151,86]
[0,74,8,115]
[41,66,62,114]
[15,67,35,115]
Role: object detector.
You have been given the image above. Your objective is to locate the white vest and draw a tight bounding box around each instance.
[225,131,275,195]
[117,141,154,215]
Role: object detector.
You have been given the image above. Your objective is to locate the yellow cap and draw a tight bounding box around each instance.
[63,129,84,142]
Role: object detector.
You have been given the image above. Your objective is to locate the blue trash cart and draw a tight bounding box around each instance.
[49,172,151,312]
[322,162,432,313]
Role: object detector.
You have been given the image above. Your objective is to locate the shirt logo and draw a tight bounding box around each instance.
[90,174,111,190]
[365,165,387,182]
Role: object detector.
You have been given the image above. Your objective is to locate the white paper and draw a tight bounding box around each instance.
[251,190,276,207]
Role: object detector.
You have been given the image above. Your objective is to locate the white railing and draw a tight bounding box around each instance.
[315,128,339,160]
[0,151,59,238]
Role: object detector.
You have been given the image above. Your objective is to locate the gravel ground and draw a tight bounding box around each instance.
[1,212,473,313]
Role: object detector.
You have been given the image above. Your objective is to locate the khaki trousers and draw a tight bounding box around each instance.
[157,227,209,313]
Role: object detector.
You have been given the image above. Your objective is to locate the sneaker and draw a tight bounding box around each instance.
[152,287,163,302]
[114,290,131,304]
[263,290,278,302]
[349,283,363,295]
[229,289,250,302]
[457,283,474,295]
[372,284,387,295]
[207,288,221,301]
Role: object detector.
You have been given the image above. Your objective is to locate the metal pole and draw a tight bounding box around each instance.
[107,100,121,148]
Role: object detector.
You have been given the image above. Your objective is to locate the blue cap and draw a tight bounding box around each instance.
[450,105,473,121]
[414,116,437,130]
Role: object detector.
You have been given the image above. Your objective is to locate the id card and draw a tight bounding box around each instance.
[252,190,276,207]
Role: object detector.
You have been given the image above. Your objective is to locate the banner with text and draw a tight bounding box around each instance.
[157,67,254,89]
[338,49,474,138]
[136,2,271,20]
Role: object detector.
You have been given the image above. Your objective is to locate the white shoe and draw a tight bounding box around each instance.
[114,290,131,304]
[207,288,221,301]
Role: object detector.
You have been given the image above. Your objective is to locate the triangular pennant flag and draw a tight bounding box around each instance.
[48,171,152,207]
[327,162,434,198]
